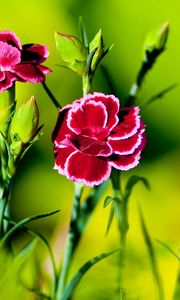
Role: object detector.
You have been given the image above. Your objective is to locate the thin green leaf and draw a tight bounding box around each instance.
[4,216,57,298]
[173,269,180,300]
[79,16,88,47]
[144,83,178,107]
[100,65,118,96]
[22,284,51,300]
[62,249,119,300]
[139,209,164,300]
[106,205,115,235]
[103,196,113,208]
[1,210,60,247]
[124,175,150,203]
[155,239,180,262]
[15,239,38,266]
[84,47,98,76]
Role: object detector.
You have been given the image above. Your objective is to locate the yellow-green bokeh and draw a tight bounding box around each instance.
[1,0,180,299]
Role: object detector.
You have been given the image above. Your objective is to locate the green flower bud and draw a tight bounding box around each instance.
[89,29,104,71]
[10,96,39,149]
[143,21,169,61]
[0,86,15,136]
[55,32,87,75]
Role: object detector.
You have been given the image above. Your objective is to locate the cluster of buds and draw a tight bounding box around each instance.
[55,28,112,77]
[0,90,41,182]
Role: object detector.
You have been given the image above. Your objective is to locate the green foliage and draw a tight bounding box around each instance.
[124,175,150,203]
[62,249,119,300]
[55,32,87,75]
[10,96,40,156]
[0,86,15,137]
[139,209,164,300]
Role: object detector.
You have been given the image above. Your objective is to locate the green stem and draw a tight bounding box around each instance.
[42,81,61,110]
[0,179,11,237]
[82,74,92,96]
[111,170,129,299]
[55,183,83,300]
[126,51,160,107]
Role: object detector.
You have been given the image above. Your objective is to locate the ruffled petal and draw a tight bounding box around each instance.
[109,107,141,140]
[109,150,142,171]
[78,92,120,130]
[0,30,22,49]
[0,71,5,81]
[12,63,45,83]
[54,145,75,175]
[36,65,52,75]
[52,105,72,146]
[0,72,16,92]
[109,128,145,155]
[21,44,49,64]
[67,100,108,134]
[65,151,111,187]
[0,42,21,71]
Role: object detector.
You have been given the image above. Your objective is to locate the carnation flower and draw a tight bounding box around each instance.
[0,30,51,92]
[52,93,146,187]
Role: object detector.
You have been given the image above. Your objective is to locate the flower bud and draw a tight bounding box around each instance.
[0,87,15,136]
[10,96,39,147]
[89,29,104,71]
[55,32,87,75]
[143,21,169,61]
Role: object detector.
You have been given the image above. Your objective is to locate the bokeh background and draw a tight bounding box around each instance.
[1,0,180,299]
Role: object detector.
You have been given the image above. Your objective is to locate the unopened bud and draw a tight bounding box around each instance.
[89,29,104,71]
[55,32,87,75]
[143,21,169,61]
[10,96,39,148]
[0,86,15,136]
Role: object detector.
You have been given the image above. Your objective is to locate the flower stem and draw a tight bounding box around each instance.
[82,74,92,96]
[42,81,61,110]
[0,179,11,237]
[55,183,83,300]
[111,170,129,299]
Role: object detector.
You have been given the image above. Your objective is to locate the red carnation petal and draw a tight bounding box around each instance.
[79,92,120,130]
[52,105,72,146]
[0,72,16,92]
[54,145,75,175]
[109,128,145,155]
[65,151,111,187]
[109,150,142,171]
[0,71,5,81]
[67,100,108,134]
[0,30,22,50]
[0,42,21,71]
[36,65,52,75]
[21,44,49,64]
[109,107,141,140]
[13,64,45,83]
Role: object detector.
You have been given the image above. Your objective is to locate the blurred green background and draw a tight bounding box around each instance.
[1,0,180,299]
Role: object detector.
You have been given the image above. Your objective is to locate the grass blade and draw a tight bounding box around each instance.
[79,16,88,47]
[155,239,180,262]
[139,209,164,300]
[173,269,180,300]
[1,210,60,247]
[143,83,178,107]
[62,249,119,300]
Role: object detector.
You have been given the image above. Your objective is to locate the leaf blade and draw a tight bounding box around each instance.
[62,249,119,300]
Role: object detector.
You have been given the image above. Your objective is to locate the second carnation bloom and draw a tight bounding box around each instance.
[53,93,146,187]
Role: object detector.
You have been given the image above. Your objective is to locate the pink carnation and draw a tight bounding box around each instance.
[0,30,51,92]
[52,93,146,187]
